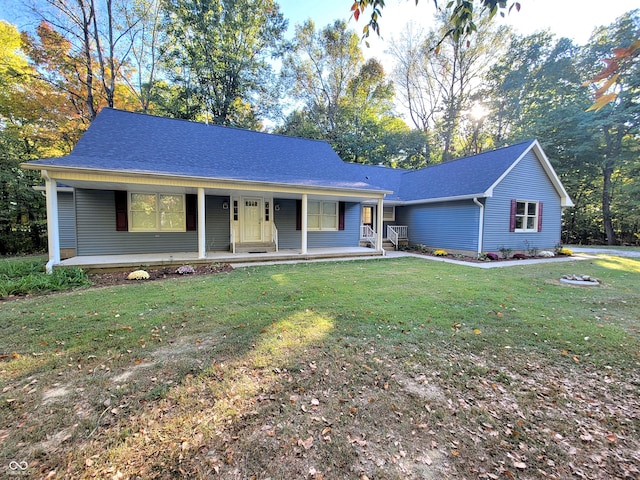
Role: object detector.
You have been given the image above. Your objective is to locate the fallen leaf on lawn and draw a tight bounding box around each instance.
[298,436,314,449]
[580,433,594,442]
[606,433,617,443]
[513,461,527,469]
[348,435,367,446]
[321,426,331,436]
[311,398,320,406]
[473,328,482,334]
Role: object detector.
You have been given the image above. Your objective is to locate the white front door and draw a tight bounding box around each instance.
[242,198,263,242]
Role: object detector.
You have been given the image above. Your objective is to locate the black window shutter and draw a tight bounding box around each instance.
[296,200,301,230]
[537,202,543,232]
[509,199,516,232]
[338,202,345,230]
[115,191,128,231]
[186,194,197,231]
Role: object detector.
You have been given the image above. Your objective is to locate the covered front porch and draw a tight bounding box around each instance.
[58,246,383,272]
[38,170,390,272]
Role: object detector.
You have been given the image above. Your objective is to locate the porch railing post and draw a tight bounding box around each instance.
[376,197,384,253]
[301,194,308,254]
[198,188,206,259]
[43,170,60,273]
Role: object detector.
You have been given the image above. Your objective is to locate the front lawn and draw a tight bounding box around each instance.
[1,256,638,479]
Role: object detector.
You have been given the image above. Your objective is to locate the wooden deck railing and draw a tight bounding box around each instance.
[387,225,408,249]
[360,225,376,249]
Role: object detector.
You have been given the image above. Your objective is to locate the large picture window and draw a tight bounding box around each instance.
[308,200,338,231]
[129,193,186,232]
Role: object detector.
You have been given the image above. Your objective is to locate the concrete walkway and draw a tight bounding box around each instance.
[234,250,592,269]
[567,247,640,258]
[234,247,639,269]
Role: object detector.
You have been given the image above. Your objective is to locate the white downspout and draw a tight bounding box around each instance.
[43,170,61,273]
[473,197,484,255]
[197,188,206,259]
[301,194,308,254]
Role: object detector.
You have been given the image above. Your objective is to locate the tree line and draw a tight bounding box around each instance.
[0,1,638,255]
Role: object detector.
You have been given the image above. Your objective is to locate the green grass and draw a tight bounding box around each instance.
[0,256,638,479]
[0,256,90,297]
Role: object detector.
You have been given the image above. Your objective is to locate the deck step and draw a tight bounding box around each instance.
[235,242,277,254]
[359,239,408,251]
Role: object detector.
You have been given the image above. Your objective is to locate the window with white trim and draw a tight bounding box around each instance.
[383,205,395,222]
[308,200,338,231]
[129,193,186,232]
[515,200,538,232]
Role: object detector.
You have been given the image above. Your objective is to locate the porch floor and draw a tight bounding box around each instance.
[58,247,383,272]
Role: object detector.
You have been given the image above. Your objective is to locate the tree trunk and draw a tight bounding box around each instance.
[601,128,624,246]
[601,161,617,245]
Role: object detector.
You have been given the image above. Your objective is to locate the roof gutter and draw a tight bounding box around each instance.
[473,197,484,255]
[20,164,391,198]
[397,193,489,206]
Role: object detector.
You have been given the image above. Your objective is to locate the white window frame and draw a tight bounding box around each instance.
[307,200,338,231]
[129,192,186,232]
[515,200,539,232]
[383,205,395,222]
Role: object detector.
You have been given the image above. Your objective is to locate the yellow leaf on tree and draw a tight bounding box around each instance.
[586,93,618,112]
[595,74,619,98]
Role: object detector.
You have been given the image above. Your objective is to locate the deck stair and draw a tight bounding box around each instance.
[387,225,408,250]
[234,242,277,254]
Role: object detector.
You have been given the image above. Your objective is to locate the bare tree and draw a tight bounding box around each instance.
[389,11,511,162]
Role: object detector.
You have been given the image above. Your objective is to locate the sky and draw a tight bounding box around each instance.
[277,0,638,61]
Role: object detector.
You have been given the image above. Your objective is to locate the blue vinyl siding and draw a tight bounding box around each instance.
[396,201,480,252]
[483,151,561,252]
[58,191,76,249]
[205,196,231,251]
[75,189,229,255]
[275,199,360,249]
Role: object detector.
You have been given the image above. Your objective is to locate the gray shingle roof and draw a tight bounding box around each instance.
[26,108,383,192]
[341,140,534,202]
[398,141,533,201]
[24,108,538,202]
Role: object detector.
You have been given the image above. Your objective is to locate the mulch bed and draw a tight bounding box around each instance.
[88,263,234,288]
[408,250,573,263]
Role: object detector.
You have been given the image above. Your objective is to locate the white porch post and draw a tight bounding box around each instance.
[43,171,60,273]
[197,187,206,259]
[376,197,384,253]
[301,194,308,254]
